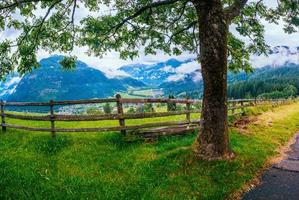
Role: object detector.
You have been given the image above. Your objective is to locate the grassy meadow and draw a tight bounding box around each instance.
[1,101,299,199]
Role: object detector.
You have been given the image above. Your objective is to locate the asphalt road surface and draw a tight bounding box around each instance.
[243,134,299,200]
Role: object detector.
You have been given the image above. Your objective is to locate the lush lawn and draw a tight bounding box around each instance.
[1,101,299,199]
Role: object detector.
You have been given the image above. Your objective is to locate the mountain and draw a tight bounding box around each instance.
[158,46,299,98]
[1,46,298,101]
[228,63,299,99]
[2,55,145,102]
[0,73,21,101]
[119,58,195,86]
[159,69,203,97]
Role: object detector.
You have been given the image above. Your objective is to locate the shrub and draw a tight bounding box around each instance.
[167,95,176,111]
[103,103,112,114]
[86,107,103,115]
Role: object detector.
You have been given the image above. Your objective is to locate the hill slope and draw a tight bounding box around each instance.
[5,56,145,102]
[158,46,299,98]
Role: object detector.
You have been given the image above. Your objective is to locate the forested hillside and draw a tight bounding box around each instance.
[4,56,145,102]
[228,64,299,99]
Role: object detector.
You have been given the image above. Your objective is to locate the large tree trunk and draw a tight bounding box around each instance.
[193,0,233,160]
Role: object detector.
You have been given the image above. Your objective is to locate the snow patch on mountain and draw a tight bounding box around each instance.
[0,76,21,99]
[192,71,202,82]
[101,68,131,78]
[162,66,176,73]
[167,61,200,81]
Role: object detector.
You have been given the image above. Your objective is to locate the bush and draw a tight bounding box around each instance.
[175,104,184,111]
[167,95,176,111]
[127,107,136,113]
[136,105,144,113]
[103,103,112,114]
[258,84,297,99]
[86,107,103,115]
[144,103,155,112]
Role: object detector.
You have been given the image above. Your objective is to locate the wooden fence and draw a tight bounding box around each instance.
[0,95,287,138]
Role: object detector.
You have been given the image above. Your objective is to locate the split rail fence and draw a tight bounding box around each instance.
[0,95,288,138]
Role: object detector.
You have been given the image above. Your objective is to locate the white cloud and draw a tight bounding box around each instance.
[166,60,200,82]
[192,73,202,82]
[250,46,299,68]
[167,74,186,82]
[101,68,131,78]
[176,61,200,74]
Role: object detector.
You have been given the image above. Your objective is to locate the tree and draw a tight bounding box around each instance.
[258,84,298,99]
[0,0,298,159]
[103,103,112,114]
[86,107,103,115]
[127,107,136,113]
[144,103,155,112]
[283,84,297,98]
[167,95,177,111]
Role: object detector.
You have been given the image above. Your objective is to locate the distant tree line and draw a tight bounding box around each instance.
[228,78,299,99]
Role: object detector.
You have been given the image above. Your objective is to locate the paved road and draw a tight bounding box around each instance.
[243,134,299,200]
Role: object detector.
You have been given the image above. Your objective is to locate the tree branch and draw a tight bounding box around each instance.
[225,0,250,21]
[167,20,197,44]
[97,0,185,46]
[166,1,188,29]
[111,0,183,32]
[0,0,43,11]
[10,0,61,47]
[70,0,77,51]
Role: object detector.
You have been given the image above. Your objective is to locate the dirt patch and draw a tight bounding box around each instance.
[270,133,298,164]
[233,117,258,135]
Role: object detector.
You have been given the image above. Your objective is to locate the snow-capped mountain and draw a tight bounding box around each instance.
[158,46,299,97]
[0,45,298,101]
[0,73,21,100]
[0,56,145,102]
[119,58,196,86]
[118,46,299,90]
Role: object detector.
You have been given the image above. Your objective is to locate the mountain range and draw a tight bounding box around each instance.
[0,55,145,102]
[120,46,299,98]
[0,46,298,102]
[119,58,195,86]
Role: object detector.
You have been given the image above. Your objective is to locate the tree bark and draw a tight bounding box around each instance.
[193,0,233,160]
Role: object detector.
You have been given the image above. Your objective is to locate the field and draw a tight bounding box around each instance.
[1,102,299,199]
[117,88,163,98]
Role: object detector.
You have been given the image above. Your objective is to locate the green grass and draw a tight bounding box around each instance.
[117,88,162,98]
[1,101,299,199]
[131,89,155,96]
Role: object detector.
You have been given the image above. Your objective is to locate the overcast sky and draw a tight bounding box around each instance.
[1,0,298,72]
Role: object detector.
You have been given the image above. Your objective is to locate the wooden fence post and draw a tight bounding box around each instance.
[240,100,245,115]
[50,100,56,138]
[116,94,126,135]
[1,100,6,132]
[186,97,191,123]
[232,101,236,115]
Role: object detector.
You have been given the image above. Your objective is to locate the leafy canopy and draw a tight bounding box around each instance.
[0,0,298,79]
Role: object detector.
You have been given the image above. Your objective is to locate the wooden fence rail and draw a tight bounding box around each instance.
[0,95,290,138]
